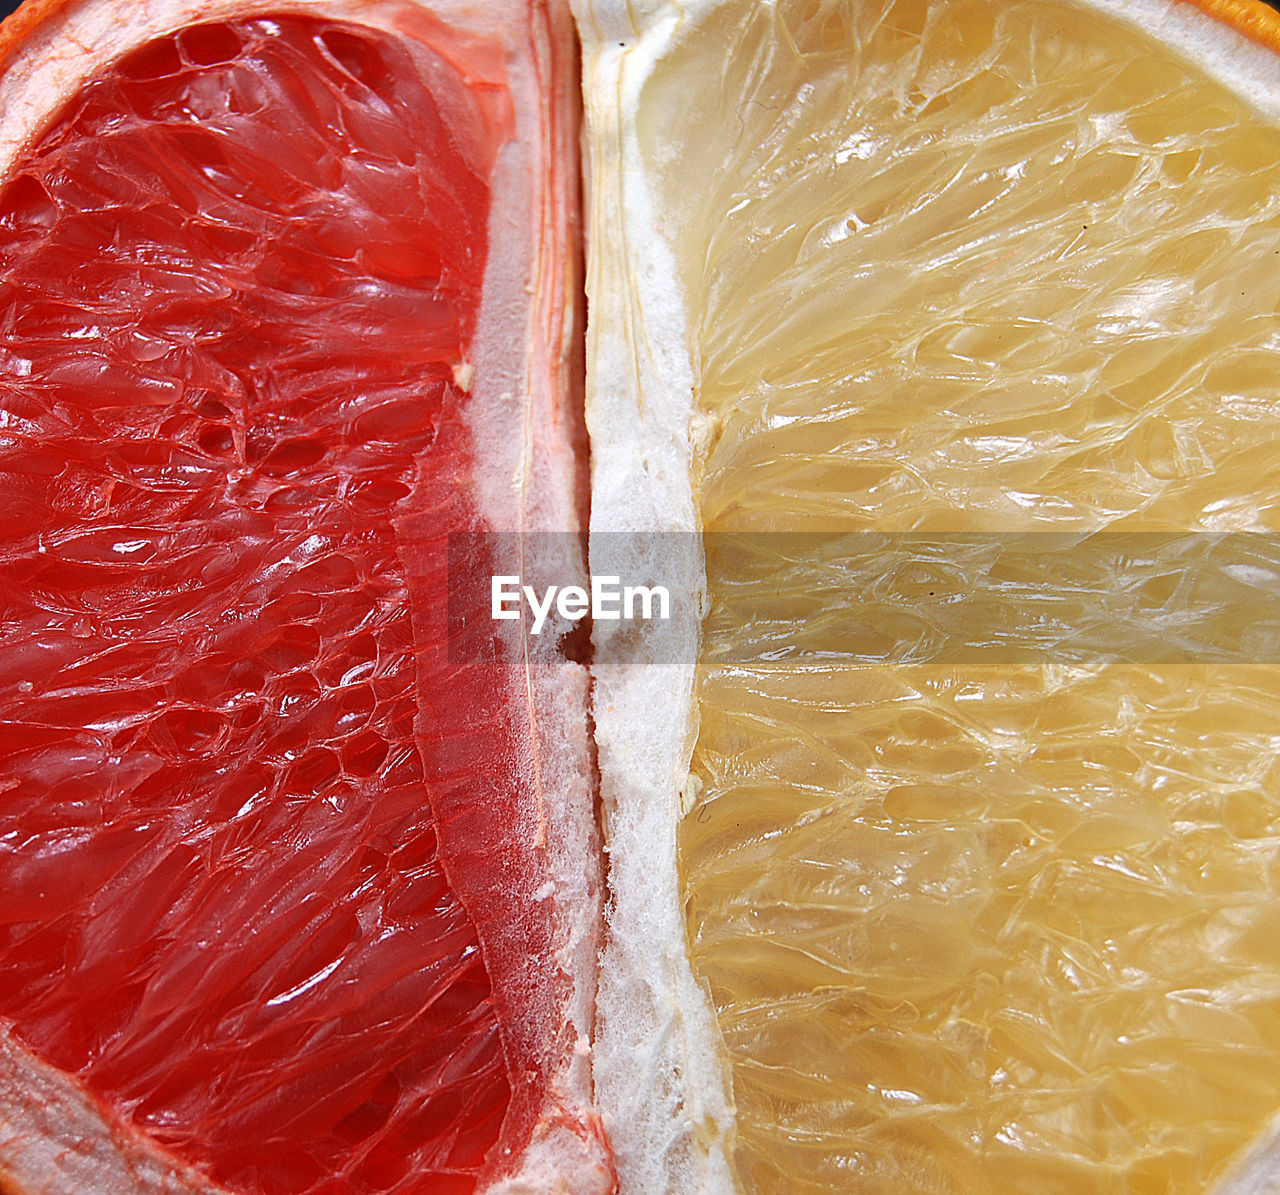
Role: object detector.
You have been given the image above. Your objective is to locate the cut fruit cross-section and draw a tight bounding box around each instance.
[16,0,1280,1193]
[575,0,1280,1193]
[0,3,611,1194]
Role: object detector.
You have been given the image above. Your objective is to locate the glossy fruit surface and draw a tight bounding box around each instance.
[631,0,1280,1191]
[0,9,607,1194]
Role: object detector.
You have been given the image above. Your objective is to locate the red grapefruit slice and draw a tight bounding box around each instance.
[0,3,610,1194]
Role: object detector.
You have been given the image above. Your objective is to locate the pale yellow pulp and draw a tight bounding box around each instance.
[638,1,1280,1191]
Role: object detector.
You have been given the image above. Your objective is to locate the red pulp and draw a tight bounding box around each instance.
[0,15,514,1194]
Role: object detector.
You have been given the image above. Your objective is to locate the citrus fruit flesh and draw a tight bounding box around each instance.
[0,14,582,1194]
[632,0,1280,1191]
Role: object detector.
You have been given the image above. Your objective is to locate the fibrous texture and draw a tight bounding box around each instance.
[0,12,601,1194]
[633,0,1280,1191]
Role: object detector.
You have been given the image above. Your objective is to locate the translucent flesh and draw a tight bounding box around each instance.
[639,1,1280,1191]
[0,18,512,1194]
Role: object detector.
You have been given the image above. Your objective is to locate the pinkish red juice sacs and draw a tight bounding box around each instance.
[0,16,528,1194]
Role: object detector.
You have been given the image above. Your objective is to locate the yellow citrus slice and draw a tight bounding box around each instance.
[577,0,1280,1191]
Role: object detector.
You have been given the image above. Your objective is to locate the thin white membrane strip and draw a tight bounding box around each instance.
[574,1,738,1192]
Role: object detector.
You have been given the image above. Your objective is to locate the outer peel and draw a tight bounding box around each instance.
[0,2,610,1193]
